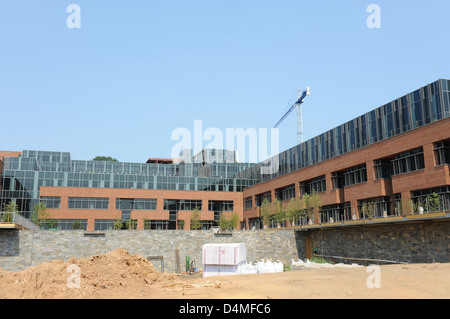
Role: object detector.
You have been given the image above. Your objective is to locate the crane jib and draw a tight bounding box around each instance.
[273,92,307,128]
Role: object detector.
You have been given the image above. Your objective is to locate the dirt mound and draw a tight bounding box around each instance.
[0,248,181,299]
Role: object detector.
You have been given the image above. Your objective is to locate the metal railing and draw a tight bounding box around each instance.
[0,212,40,230]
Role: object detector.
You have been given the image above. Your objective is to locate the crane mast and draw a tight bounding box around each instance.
[273,87,310,144]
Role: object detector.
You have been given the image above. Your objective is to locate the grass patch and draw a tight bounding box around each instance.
[310,257,333,264]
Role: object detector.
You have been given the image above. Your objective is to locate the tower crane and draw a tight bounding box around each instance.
[273,87,310,144]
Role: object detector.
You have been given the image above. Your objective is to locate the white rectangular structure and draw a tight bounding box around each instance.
[202,243,246,266]
[203,261,247,278]
[202,243,247,277]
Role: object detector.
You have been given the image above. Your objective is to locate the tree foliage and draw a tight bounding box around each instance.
[259,198,272,228]
[32,202,51,226]
[301,192,323,223]
[219,212,240,231]
[92,156,118,162]
[190,207,202,230]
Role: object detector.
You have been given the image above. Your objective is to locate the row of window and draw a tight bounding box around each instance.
[34,185,450,229]
[249,185,450,226]
[247,142,450,208]
[1,163,256,193]
[39,219,228,231]
[13,151,251,179]
[39,197,235,212]
[68,197,109,210]
[116,198,157,210]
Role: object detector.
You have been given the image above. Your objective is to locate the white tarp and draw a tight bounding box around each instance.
[203,261,247,278]
[291,259,362,270]
[202,243,247,266]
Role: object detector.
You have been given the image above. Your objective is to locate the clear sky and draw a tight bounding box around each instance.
[1,1,449,163]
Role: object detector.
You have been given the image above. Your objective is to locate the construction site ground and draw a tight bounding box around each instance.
[0,249,449,299]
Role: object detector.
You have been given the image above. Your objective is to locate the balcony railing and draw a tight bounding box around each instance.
[0,212,40,230]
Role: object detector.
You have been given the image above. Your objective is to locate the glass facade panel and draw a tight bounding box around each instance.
[68,197,109,209]
[236,79,450,183]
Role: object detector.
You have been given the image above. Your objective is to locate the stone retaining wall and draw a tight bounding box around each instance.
[1,220,449,273]
[299,220,450,264]
[0,229,298,272]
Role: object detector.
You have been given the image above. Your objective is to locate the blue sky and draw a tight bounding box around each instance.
[1,1,449,163]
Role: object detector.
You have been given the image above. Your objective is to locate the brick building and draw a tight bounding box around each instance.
[1,79,450,231]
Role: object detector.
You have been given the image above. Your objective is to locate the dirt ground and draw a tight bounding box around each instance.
[0,248,449,299]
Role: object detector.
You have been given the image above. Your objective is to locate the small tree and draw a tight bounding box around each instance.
[190,207,202,230]
[178,219,185,230]
[285,197,304,226]
[270,199,285,227]
[113,219,123,230]
[219,212,231,231]
[126,219,137,230]
[360,201,376,219]
[46,219,59,230]
[302,192,322,224]
[1,201,18,223]
[73,220,83,230]
[32,202,51,227]
[230,212,240,230]
[400,199,414,216]
[427,192,442,212]
[259,198,272,229]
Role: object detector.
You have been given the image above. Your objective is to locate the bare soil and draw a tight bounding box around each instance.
[0,249,449,299]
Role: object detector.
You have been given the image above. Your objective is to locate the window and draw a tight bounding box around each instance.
[358,197,392,218]
[320,204,346,223]
[343,164,367,186]
[178,199,202,211]
[68,197,109,209]
[411,186,450,213]
[40,219,87,230]
[275,184,296,201]
[163,199,202,211]
[144,219,169,230]
[193,220,215,230]
[133,198,157,210]
[116,198,157,210]
[434,141,450,165]
[255,192,271,207]
[300,176,326,195]
[331,172,344,189]
[244,197,253,210]
[374,159,392,179]
[391,147,425,175]
[40,196,61,209]
[94,219,115,230]
[309,176,326,193]
[208,200,234,212]
[248,217,263,230]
